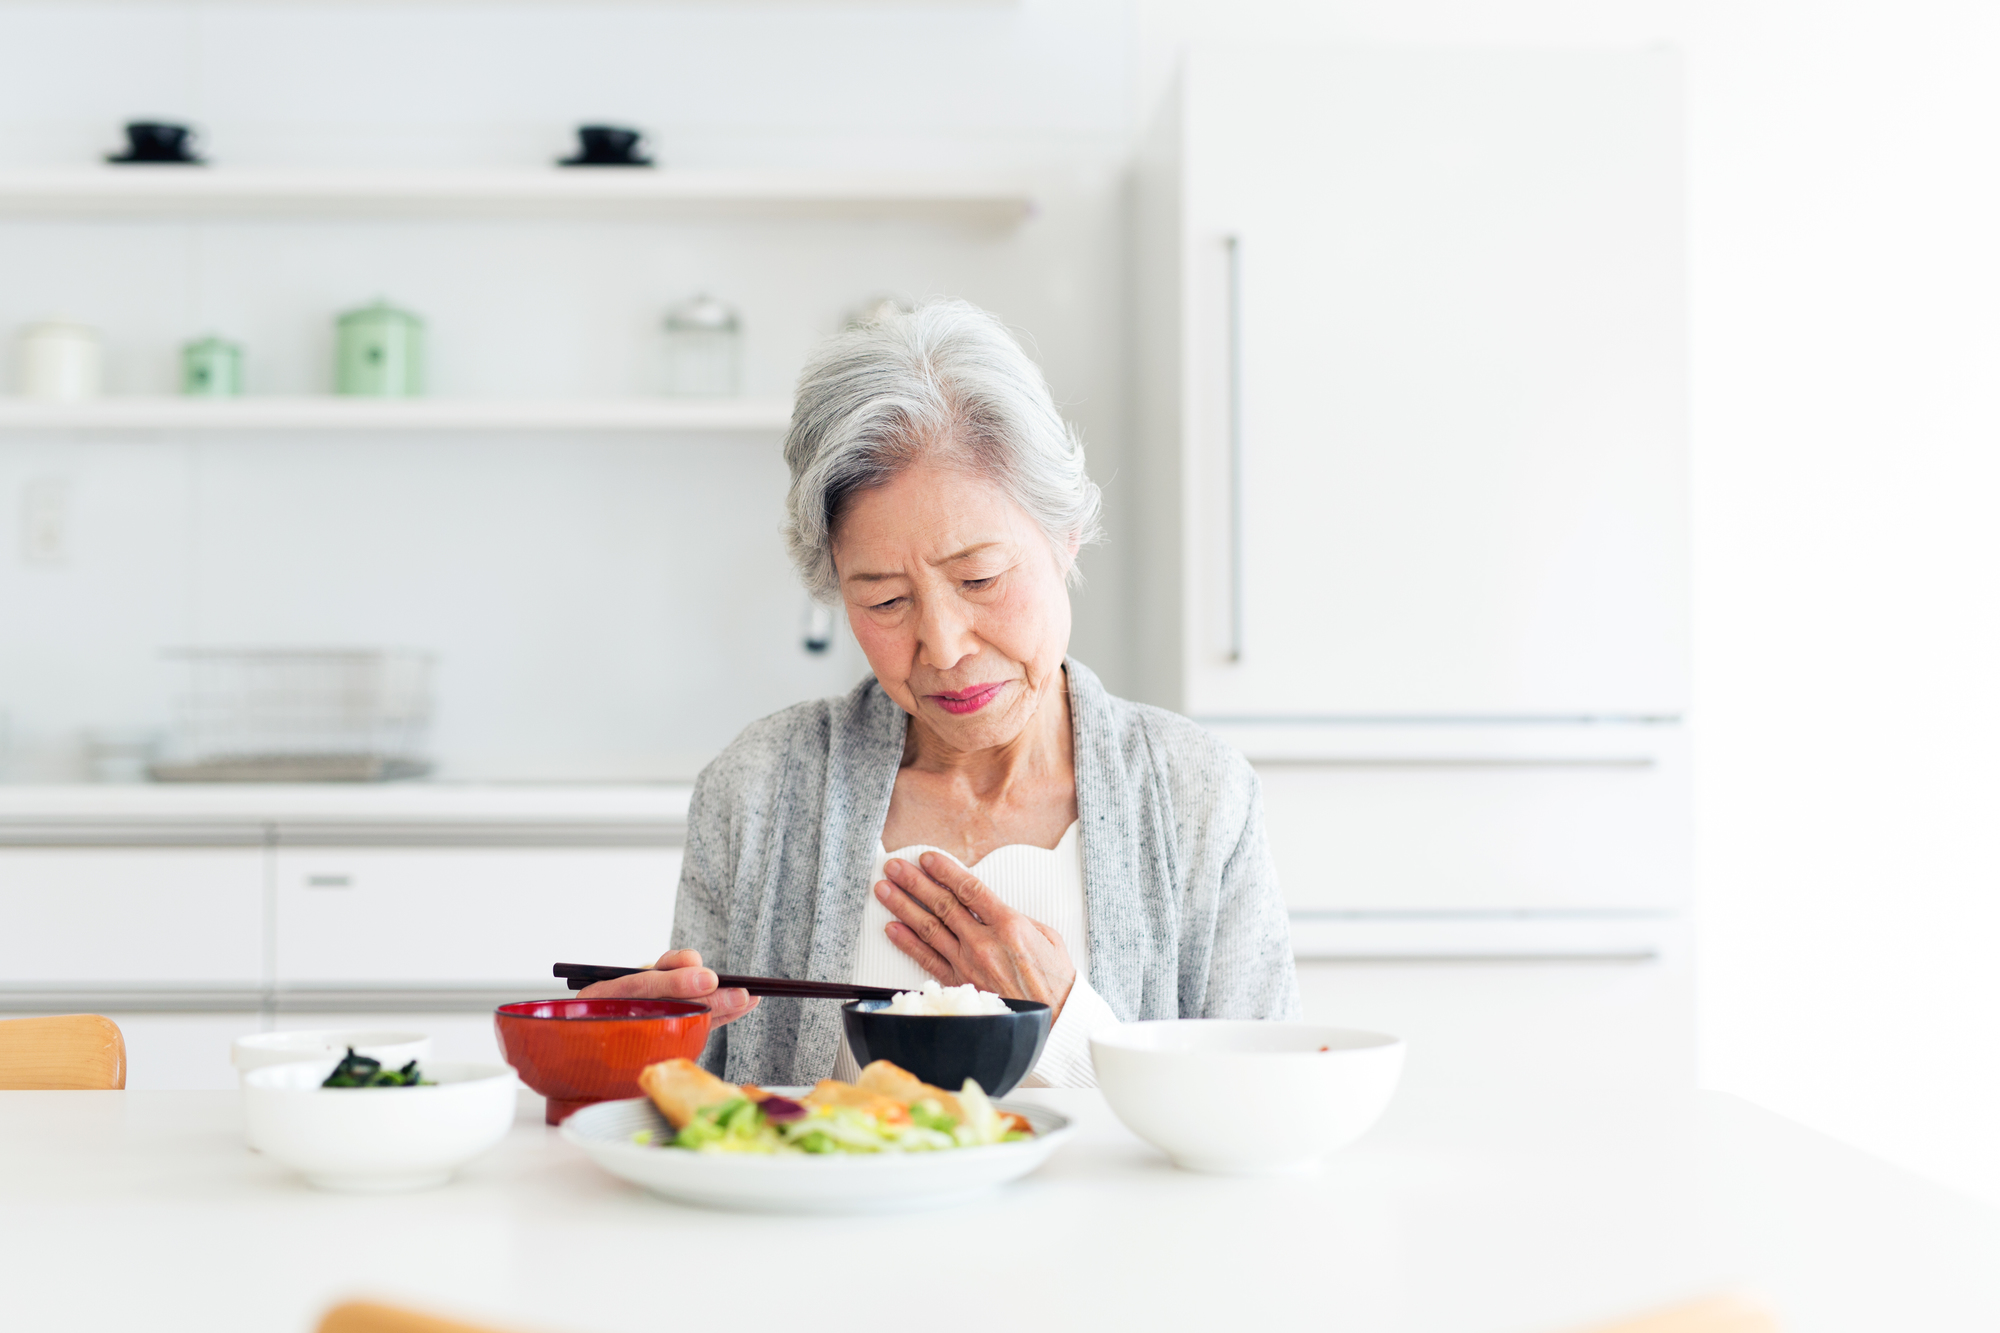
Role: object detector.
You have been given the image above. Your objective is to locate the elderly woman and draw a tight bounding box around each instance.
[585,299,1298,1086]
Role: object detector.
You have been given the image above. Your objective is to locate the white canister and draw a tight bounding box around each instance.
[18,321,103,401]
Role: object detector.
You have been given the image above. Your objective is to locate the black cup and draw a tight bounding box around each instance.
[559,125,651,168]
[839,997,1052,1098]
[108,121,201,164]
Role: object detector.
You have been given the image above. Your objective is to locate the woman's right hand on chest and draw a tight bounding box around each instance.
[576,949,760,1027]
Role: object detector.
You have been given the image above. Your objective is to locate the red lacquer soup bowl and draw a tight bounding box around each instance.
[494,998,710,1125]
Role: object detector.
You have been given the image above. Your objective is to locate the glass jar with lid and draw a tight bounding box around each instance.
[661,294,740,397]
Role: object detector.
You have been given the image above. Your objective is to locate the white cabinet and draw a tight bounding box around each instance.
[1132,47,1692,963]
[272,847,679,986]
[1250,732,1688,915]
[1213,722,1687,918]
[1263,760,1681,912]
[0,848,264,983]
[0,786,689,1089]
[1133,46,1686,718]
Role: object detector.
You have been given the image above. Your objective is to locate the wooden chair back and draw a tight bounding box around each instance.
[1574,1294,1780,1332]
[319,1302,525,1333]
[0,1013,126,1090]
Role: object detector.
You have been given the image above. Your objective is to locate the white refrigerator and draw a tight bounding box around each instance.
[1130,45,1691,1095]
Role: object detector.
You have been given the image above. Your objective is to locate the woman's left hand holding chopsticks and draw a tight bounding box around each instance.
[578,948,761,1027]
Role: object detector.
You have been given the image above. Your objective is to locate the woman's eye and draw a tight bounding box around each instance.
[962,576,996,591]
[870,596,904,612]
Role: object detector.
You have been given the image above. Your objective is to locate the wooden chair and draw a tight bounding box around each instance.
[0,1013,126,1090]
[1573,1294,1780,1333]
[319,1302,524,1333]
[323,1293,1773,1333]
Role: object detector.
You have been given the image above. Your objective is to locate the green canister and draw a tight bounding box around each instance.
[336,301,424,396]
[180,336,242,396]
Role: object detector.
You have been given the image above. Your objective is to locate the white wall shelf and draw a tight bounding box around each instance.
[0,169,1032,226]
[0,397,792,432]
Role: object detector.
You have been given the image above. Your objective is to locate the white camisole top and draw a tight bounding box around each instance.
[830,820,1121,1088]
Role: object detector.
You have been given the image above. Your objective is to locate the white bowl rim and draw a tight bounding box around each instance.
[243,1059,515,1091]
[1089,1019,1403,1055]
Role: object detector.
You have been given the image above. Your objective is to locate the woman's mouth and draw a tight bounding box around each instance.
[928,682,1007,716]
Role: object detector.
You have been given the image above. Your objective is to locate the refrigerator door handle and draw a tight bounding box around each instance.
[1225,232,1246,664]
[1288,911,1681,963]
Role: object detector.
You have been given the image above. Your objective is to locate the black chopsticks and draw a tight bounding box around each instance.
[553,962,902,1002]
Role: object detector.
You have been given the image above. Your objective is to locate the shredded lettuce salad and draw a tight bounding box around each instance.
[634,1080,1030,1155]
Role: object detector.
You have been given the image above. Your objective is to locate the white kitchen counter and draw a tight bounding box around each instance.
[0,785,690,1047]
[0,782,691,826]
[1,1084,1993,1333]
[0,783,694,848]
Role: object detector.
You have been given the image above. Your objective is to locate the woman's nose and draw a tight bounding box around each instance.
[915,595,979,671]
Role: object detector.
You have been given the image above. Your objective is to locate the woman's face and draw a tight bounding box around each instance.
[833,459,1073,751]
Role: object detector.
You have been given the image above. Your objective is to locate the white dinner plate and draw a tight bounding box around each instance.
[560,1089,1072,1213]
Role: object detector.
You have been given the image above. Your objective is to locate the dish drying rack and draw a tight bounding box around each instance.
[150,648,435,782]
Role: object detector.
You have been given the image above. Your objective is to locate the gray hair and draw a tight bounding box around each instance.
[782,298,1103,603]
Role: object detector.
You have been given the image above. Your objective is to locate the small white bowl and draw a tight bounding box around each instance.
[242,1060,517,1193]
[231,1029,432,1075]
[232,1032,433,1153]
[1091,1021,1405,1176]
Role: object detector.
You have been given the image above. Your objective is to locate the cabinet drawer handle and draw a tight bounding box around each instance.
[305,874,353,889]
[1225,232,1245,664]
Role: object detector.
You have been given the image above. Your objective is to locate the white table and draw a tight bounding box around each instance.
[2,1085,1994,1333]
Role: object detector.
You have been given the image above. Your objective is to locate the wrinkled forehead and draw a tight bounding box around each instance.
[830,461,1038,577]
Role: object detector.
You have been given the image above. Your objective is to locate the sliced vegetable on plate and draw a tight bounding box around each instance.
[635,1057,1032,1155]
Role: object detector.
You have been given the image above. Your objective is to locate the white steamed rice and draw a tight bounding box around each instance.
[881,978,1011,1016]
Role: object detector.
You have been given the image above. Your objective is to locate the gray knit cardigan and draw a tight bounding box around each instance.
[671,658,1300,1085]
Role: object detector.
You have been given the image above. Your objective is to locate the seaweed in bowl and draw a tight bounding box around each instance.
[321,1047,432,1088]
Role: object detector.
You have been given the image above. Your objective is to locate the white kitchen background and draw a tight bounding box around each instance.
[0,1,1133,779]
[2,0,1996,1218]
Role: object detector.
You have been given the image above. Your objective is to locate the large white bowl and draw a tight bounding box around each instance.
[242,1059,516,1193]
[232,1029,431,1075]
[1091,1021,1404,1176]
